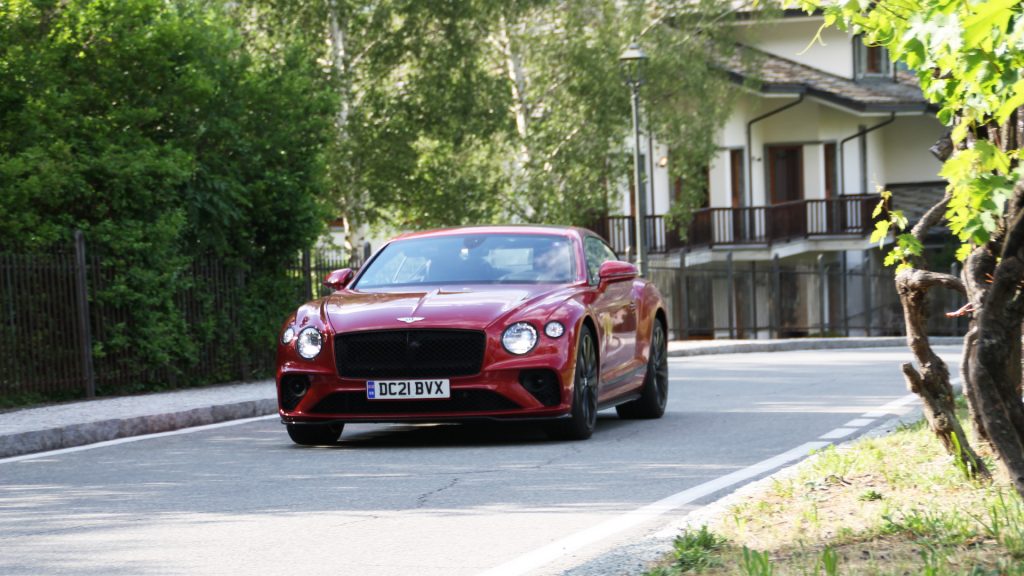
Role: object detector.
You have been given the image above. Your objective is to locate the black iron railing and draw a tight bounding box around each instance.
[603,195,878,254]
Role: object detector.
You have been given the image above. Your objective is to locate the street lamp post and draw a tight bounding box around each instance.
[620,40,648,277]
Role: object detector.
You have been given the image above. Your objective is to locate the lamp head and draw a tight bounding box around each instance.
[619,39,647,86]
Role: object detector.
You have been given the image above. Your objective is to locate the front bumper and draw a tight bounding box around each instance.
[277,361,575,424]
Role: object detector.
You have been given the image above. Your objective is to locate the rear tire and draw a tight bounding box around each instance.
[546,326,598,441]
[287,422,344,446]
[616,320,668,419]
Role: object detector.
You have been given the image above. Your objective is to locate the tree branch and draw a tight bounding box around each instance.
[910,192,951,243]
[897,268,965,295]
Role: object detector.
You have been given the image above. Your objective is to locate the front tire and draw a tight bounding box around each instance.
[616,319,668,419]
[287,422,344,446]
[546,326,598,441]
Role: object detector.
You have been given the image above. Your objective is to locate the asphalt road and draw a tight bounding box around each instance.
[0,347,961,576]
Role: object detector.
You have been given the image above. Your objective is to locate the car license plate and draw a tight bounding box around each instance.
[366,379,450,400]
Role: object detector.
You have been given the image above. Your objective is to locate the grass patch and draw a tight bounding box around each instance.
[645,404,1024,575]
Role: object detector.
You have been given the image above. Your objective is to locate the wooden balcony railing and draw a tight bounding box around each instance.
[602,194,878,255]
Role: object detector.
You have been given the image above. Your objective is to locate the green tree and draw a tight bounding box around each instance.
[0,0,335,389]
[797,0,1024,497]
[244,0,752,236]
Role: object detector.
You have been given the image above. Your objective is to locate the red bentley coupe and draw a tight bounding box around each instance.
[276,225,669,445]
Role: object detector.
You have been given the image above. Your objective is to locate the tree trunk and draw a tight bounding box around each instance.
[895,269,990,479]
[968,213,1024,498]
[961,247,998,446]
[328,1,351,131]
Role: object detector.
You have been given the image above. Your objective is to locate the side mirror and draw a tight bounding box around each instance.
[323,268,354,291]
[598,261,638,284]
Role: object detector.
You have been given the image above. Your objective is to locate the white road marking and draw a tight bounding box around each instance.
[819,427,857,440]
[843,418,875,427]
[476,440,830,576]
[0,414,278,465]
[860,392,920,418]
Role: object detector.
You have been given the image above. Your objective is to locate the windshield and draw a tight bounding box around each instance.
[354,234,577,289]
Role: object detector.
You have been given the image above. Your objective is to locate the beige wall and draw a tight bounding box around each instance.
[878,116,946,184]
[735,17,855,79]
[706,95,943,208]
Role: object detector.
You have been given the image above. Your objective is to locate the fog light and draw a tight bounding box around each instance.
[544,321,565,338]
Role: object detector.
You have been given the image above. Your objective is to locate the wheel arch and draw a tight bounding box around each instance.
[579,314,599,367]
[654,307,668,336]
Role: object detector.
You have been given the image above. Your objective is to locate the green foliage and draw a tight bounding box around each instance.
[740,547,775,576]
[258,0,748,233]
[818,546,839,576]
[0,0,334,391]
[976,491,1024,557]
[859,489,884,502]
[795,0,1024,265]
[669,525,727,572]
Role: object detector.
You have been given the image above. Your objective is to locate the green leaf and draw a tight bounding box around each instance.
[956,244,973,261]
[871,191,891,218]
[974,140,1011,174]
[995,78,1024,124]
[891,209,909,230]
[963,0,1021,50]
[871,220,891,247]
[937,107,955,126]
[897,233,924,257]
[951,121,970,144]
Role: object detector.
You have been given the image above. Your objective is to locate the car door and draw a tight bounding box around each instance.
[583,236,638,393]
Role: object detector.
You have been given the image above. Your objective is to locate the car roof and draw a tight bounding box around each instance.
[391,225,590,242]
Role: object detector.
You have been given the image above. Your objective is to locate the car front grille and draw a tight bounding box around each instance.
[334,329,487,379]
[309,389,520,415]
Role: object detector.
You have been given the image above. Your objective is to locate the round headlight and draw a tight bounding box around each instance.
[281,327,296,345]
[544,321,565,338]
[502,322,538,355]
[296,327,323,359]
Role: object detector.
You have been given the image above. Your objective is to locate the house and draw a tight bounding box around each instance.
[605,10,962,339]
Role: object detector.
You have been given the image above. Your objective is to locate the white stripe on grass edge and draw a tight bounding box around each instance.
[0,414,278,465]
[860,392,922,419]
[476,440,830,576]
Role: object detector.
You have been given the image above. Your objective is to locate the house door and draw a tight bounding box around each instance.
[730,149,748,242]
[768,145,804,204]
[768,145,805,239]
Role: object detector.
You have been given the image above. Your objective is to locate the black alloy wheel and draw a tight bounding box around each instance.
[286,422,344,446]
[546,326,598,440]
[616,320,668,419]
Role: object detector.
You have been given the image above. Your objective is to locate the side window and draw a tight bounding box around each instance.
[584,236,619,284]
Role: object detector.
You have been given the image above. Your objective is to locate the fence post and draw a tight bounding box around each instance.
[818,254,827,336]
[73,230,96,398]
[750,261,758,339]
[863,255,873,337]
[679,262,689,340]
[726,252,735,339]
[236,268,250,380]
[841,252,850,336]
[302,248,313,301]
[770,254,780,338]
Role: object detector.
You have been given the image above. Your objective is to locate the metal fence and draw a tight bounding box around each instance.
[1,232,359,403]
[648,257,968,341]
[599,195,879,254]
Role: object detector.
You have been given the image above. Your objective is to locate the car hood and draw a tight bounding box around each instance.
[323,285,572,333]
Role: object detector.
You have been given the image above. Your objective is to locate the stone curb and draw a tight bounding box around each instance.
[1,337,964,460]
[0,399,277,460]
[667,336,963,357]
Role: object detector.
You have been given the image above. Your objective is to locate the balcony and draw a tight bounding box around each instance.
[598,194,879,255]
